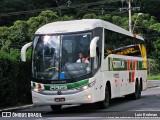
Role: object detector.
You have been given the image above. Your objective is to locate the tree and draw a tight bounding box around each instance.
[150,23,160,32]
[97,14,112,22]
[83,13,97,19]
[112,16,122,26]
[27,10,59,40]
[59,15,74,21]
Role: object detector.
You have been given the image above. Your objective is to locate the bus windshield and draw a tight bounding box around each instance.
[32,32,92,80]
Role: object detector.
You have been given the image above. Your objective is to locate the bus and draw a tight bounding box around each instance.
[21,19,147,111]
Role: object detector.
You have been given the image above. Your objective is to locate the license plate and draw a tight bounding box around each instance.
[55,98,65,102]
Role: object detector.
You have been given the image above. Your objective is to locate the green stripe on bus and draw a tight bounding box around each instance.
[137,61,139,70]
[44,85,50,90]
[108,57,110,71]
[43,79,89,90]
[67,79,89,89]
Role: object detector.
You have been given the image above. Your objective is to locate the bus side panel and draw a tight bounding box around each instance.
[119,71,134,96]
[92,70,104,102]
[102,55,147,98]
[101,56,121,99]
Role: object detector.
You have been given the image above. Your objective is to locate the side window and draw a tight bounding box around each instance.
[114,34,133,56]
[104,30,120,58]
[104,29,145,57]
[104,30,114,58]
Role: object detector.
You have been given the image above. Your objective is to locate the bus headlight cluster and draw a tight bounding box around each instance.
[33,88,43,93]
[76,81,95,91]
[31,84,43,93]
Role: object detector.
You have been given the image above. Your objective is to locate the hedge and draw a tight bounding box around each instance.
[0,50,32,108]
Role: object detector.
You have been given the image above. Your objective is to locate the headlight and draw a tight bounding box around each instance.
[76,81,95,91]
[32,84,43,93]
[33,88,43,93]
[82,85,88,90]
[33,88,39,92]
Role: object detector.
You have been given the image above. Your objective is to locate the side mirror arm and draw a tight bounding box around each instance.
[21,42,32,62]
[90,37,99,57]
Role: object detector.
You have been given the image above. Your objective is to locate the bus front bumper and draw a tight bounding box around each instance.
[32,87,96,105]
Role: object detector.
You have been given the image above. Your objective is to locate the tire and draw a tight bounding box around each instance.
[138,82,142,99]
[128,81,141,100]
[50,105,62,111]
[99,85,110,109]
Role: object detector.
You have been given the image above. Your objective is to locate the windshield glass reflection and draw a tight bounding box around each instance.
[32,32,92,80]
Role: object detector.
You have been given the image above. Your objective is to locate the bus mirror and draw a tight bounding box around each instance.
[21,42,32,62]
[90,37,99,57]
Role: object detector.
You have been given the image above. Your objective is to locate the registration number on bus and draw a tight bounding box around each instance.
[54,98,65,102]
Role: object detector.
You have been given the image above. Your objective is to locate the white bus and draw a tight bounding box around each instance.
[21,19,147,111]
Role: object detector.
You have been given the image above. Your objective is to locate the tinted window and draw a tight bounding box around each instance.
[104,29,145,58]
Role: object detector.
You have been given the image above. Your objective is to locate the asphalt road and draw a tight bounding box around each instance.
[18,84,160,118]
[2,80,160,119]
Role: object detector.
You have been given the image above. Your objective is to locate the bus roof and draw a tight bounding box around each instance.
[35,19,144,40]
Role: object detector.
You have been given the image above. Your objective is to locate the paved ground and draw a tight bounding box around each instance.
[1,80,160,120]
[147,80,160,87]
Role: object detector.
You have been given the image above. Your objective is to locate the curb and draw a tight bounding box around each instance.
[147,85,160,88]
[147,80,160,88]
[0,104,35,112]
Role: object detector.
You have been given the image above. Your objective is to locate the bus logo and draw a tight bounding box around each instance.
[57,90,62,95]
[50,85,67,90]
[113,61,125,68]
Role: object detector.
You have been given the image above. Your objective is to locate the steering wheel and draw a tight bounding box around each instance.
[45,67,58,71]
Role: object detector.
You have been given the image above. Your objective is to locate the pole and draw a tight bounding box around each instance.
[132,14,139,33]
[132,13,143,33]
[55,0,62,16]
[128,0,132,33]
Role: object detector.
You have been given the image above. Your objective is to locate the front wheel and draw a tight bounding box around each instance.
[50,105,62,111]
[98,86,110,109]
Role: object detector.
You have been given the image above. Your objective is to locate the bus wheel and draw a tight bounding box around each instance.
[99,85,110,109]
[131,81,141,100]
[138,82,142,99]
[50,105,62,111]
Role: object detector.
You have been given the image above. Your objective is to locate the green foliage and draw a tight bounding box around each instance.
[0,8,160,108]
[148,74,160,80]
[150,23,160,32]
[1,0,160,27]
[152,40,160,59]
[97,14,112,21]
[112,16,123,26]
[60,15,74,21]
[0,50,32,108]
[8,20,28,43]
[0,10,78,108]
[27,10,59,39]
[83,13,97,19]
[0,10,60,51]
[148,59,160,75]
